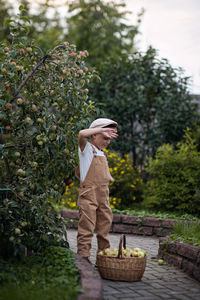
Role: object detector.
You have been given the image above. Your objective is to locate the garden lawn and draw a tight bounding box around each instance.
[169,221,200,246]
[0,246,81,300]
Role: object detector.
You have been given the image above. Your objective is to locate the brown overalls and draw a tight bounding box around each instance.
[77,145,113,258]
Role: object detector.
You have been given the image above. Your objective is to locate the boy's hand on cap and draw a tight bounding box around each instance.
[102,128,118,139]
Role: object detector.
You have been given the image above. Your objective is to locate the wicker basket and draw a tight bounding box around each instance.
[96,235,146,281]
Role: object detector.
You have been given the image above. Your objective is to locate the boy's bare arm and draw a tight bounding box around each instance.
[78,128,104,151]
[78,127,117,151]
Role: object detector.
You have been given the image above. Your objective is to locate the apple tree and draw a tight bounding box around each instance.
[0,7,96,257]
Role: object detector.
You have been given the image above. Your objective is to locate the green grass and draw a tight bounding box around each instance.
[0,246,81,300]
[169,221,200,246]
[112,208,200,221]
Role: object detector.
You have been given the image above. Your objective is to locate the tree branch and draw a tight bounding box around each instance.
[12,44,67,101]
[0,131,11,181]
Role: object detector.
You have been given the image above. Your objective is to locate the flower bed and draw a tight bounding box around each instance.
[158,237,200,282]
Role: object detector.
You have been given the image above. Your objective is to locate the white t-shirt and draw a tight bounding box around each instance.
[78,141,105,182]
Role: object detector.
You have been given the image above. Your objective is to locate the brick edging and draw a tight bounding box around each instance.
[75,254,103,300]
[158,237,200,282]
[61,209,178,237]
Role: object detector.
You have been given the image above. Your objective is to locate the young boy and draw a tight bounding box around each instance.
[77,118,118,261]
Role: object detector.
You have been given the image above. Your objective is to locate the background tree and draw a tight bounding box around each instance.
[0,0,64,52]
[22,0,64,51]
[66,0,143,67]
[90,47,199,166]
[0,0,13,41]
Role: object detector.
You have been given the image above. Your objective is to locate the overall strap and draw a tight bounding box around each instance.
[90,143,97,156]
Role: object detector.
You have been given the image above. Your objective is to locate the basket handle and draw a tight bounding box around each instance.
[117,234,126,258]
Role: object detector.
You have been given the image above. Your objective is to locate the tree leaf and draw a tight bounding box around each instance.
[3,19,15,26]
[20,16,31,24]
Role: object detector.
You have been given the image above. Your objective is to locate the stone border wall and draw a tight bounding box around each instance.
[75,254,103,300]
[61,209,177,237]
[158,237,200,282]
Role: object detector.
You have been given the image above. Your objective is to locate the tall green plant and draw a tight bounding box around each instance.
[0,7,96,257]
[143,130,200,216]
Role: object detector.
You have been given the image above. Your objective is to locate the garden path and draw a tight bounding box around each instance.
[67,229,200,300]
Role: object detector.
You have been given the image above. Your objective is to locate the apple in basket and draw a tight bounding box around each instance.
[132,248,146,258]
[111,249,118,257]
[124,249,132,257]
[98,247,146,258]
[131,251,139,257]
[103,248,111,256]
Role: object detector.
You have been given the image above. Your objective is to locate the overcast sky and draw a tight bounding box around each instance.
[124,0,200,94]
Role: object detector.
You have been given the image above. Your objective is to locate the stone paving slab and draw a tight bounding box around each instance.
[67,229,200,300]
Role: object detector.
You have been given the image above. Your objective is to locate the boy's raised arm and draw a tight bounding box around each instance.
[78,128,102,152]
[78,127,118,152]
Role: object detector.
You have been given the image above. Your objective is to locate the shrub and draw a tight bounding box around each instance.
[0,189,69,258]
[58,181,79,210]
[0,246,80,300]
[0,8,95,257]
[59,149,144,210]
[143,130,200,216]
[106,150,144,209]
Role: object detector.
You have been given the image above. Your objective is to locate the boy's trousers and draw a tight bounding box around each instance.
[77,152,113,258]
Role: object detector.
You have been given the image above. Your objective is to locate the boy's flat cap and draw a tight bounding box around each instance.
[89,118,118,129]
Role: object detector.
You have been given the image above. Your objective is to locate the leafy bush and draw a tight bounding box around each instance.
[0,8,96,257]
[58,181,79,210]
[0,246,80,300]
[58,149,144,210]
[143,130,200,216]
[106,150,144,209]
[190,123,200,152]
[0,189,69,258]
